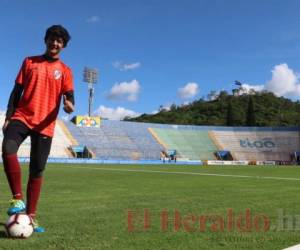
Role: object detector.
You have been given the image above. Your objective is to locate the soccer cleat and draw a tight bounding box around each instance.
[7,199,26,215]
[32,219,45,233]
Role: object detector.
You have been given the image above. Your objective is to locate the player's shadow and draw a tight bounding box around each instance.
[0,223,7,238]
[0,231,6,238]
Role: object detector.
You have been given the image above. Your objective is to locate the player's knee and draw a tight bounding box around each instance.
[29,157,46,178]
[29,167,44,178]
[30,171,43,178]
[2,139,18,155]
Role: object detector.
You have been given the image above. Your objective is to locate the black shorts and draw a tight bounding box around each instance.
[2,120,52,177]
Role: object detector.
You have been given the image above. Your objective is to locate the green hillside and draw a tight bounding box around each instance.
[125,91,300,126]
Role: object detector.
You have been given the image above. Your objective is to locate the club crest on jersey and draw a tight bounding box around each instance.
[53,69,62,80]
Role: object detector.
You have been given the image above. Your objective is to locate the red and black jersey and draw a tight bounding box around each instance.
[11,55,74,137]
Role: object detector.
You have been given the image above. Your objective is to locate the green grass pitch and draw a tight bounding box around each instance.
[0,163,299,249]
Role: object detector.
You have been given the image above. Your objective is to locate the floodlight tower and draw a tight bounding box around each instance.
[83,67,99,117]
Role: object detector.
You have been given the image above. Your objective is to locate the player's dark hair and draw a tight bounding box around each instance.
[44,25,71,48]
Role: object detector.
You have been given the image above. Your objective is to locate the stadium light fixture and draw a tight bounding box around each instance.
[83,67,99,117]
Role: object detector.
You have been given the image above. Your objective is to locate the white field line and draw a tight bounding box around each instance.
[283,243,300,250]
[58,165,300,181]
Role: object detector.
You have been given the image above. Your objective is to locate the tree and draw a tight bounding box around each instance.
[218,90,228,100]
[246,96,256,126]
[207,90,218,101]
[226,99,234,126]
[170,103,177,111]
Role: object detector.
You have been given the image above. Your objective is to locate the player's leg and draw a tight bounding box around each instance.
[27,131,52,233]
[2,120,29,215]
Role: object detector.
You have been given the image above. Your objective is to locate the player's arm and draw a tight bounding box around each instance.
[63,90,75,114]
[3,83,24,131]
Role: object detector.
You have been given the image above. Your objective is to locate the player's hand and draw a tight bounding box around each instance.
[2,119,10,133]
[63,95,74,114]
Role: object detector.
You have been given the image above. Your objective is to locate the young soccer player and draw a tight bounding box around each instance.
[2,25,75,233]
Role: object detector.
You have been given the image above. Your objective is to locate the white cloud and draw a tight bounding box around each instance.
[107,79,140,101]
[86,16,100,23]
[93,105,140,120]
[237,84,265,95]
[161,104,171,111]
[235,64,300,98]
[178,82,199,100]
[265,63,300,96]
[113,61,141,71]
[151,103,173,114]
[182,101,191,106]
[241,84,264,92]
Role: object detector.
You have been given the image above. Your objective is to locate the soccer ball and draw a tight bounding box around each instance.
[5,214,34,238]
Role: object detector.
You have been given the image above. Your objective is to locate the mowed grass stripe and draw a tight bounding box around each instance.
[55,164,300,181]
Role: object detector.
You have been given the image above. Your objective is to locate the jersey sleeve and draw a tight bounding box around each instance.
[15,58,28,85]
[62,67,74,93]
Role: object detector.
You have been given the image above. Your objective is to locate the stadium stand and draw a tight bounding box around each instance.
[211,129,300,161]
[150,127,218,160]
[63,119,164,160]
[1,113,300,163]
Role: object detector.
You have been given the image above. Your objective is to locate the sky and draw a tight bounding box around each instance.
[1,0,300,120]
